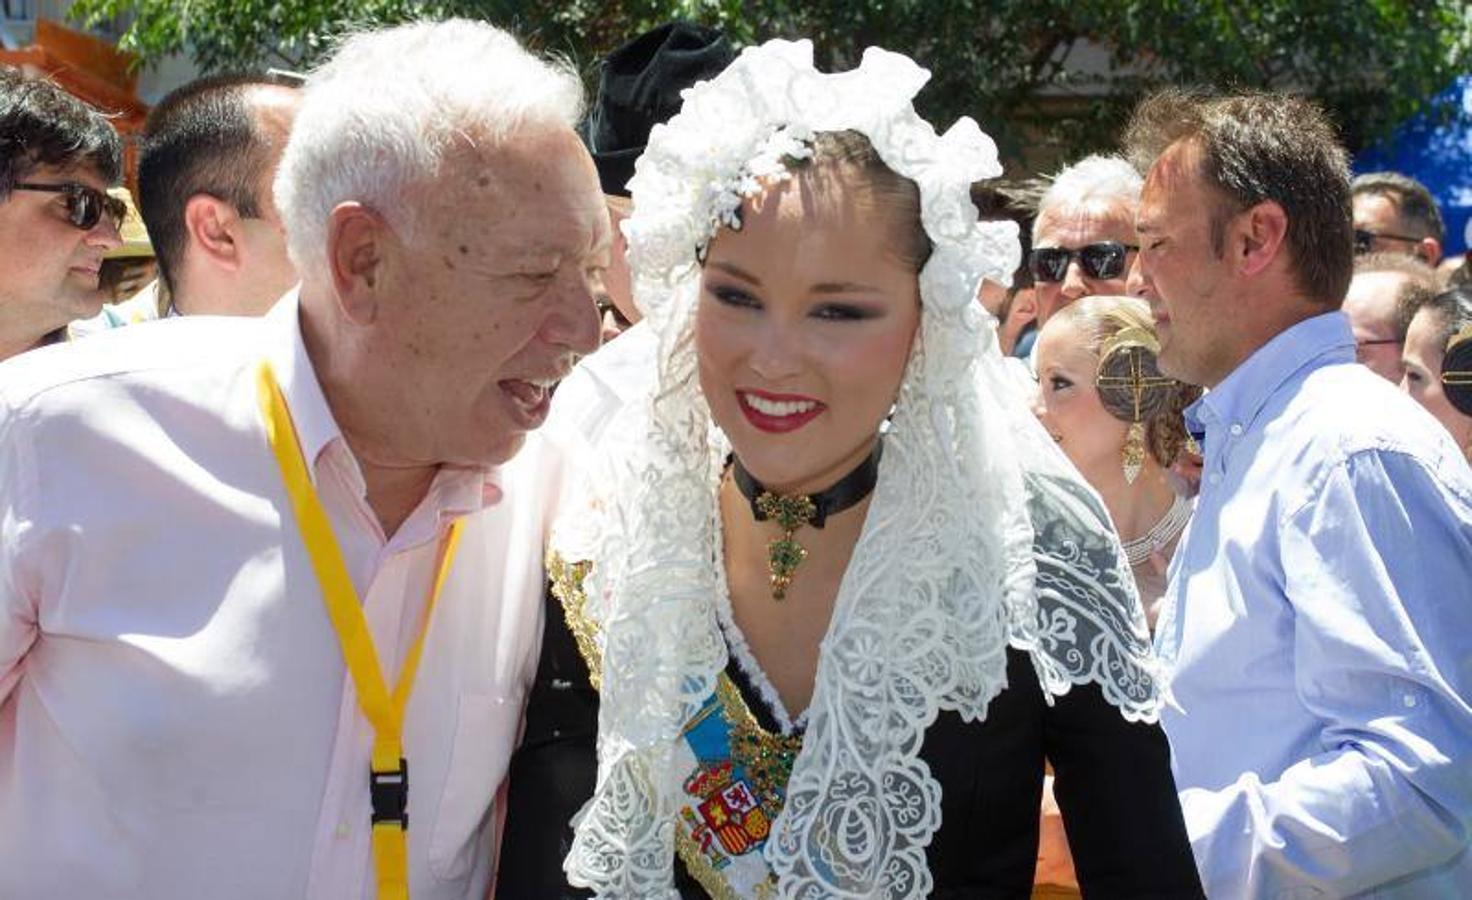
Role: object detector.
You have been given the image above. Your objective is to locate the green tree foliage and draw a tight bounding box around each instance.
[70,0,1471,166]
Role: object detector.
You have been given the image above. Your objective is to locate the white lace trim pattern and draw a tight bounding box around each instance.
[557,39,1160,899]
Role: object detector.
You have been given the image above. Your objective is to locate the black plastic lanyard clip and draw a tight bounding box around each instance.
[370,758,409,830]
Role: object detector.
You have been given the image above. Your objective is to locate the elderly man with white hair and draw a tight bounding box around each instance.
[0,19,606,900]
[1029,155,1143,329]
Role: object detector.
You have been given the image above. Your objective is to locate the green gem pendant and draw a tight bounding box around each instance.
[755,493,816,600]
[766,536,809,600]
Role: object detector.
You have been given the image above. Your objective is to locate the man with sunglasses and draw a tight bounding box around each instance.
[1352,171,1445,266]
[1027,155,1142,359]
[0,66,123,361]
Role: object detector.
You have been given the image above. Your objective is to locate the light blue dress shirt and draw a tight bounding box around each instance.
[1156,311,1472,898]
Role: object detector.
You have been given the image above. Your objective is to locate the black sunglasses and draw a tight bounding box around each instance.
[11,181,127,231]
[1353,228,1422,255]
[1028,241,1137,283]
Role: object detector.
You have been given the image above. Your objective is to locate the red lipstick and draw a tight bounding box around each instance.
[737,389,825,434]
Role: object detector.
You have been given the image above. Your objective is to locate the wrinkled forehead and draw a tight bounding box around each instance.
[1352,190,1409,226]
[1036,197,1136,248]
[1138,142,1215,221]
[435,128,607,251]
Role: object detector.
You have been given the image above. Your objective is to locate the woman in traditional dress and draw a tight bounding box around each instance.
[502,40,1202,899]
[1031,296,1199,629]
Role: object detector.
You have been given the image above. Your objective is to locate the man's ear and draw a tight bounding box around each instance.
[1418,237,1443,267]
[183,194,244,272]
[1009,286,1039,322]
[1234,200,1289,278]
[326,202,388,326]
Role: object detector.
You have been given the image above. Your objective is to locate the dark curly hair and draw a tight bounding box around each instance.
[0,66,122,197]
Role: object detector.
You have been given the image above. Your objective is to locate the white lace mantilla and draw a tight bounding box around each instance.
[555,39,1159,899]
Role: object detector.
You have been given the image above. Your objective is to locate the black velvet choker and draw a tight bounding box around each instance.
[729,443,882,599]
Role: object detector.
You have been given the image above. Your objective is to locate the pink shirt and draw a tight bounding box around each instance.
[0,294,556,899]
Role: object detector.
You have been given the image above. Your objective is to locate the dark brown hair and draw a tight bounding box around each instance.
[1123,89,1354,306]
[1352,171,1444,243]
[139,72,301,292]
[1399,284,1472,351]
[0,66,121,196]
[785,129,931,272]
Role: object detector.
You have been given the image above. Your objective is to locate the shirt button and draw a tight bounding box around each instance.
[335,822,351,839]
[1209,473,1222,485]
[1402,692,1419,708]
[1229,423,1244,436]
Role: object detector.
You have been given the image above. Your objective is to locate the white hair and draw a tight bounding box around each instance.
[1032,154,1143,243]
[275,18,585,275]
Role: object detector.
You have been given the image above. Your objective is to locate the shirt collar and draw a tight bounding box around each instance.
[261,288,505,516]
[262,288,344,481]
[1186,310,1354,436]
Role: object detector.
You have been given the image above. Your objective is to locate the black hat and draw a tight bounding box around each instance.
[580,21,735,197]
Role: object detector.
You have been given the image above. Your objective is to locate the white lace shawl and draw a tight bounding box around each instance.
[552,39,1159,899]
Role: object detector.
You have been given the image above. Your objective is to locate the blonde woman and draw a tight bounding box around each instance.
[1033,295,1199,628]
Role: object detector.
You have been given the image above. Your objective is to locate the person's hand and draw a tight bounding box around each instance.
[1166,446,1203,499]
[1034,775,1078,889]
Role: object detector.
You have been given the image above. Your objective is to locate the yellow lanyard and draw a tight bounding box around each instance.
[256,361,463,900]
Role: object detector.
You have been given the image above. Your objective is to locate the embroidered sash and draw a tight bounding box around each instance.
[550,553,795,898]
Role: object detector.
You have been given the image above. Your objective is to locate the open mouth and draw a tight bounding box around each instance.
[499,377,558,427]
[737,390,825,434]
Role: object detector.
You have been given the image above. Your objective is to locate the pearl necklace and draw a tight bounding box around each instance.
[1121,492,1192,567]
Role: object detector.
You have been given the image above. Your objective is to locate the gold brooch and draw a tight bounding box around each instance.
[755,492,816,600]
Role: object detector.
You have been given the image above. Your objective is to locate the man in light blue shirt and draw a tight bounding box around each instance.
[1126,90,1472,897]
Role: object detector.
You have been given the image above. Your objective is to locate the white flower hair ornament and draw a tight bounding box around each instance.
[563,38,1157,900]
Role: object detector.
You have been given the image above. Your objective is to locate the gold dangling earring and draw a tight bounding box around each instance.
[1121,349,1147,484]
[1122,421,1146,484]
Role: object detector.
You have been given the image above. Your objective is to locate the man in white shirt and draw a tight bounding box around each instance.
[0,19,607,900]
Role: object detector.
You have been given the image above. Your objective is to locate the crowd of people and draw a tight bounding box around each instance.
[0,15,1469,900]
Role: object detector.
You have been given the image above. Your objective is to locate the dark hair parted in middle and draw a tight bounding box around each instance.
[138,72,300,292]
[781,130,932,273]
[1123,89,1354,307]
[0,65,121,197]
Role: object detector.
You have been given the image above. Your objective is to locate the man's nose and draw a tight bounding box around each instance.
[1060,258,1089,299]
[87,216,124,252]
[542,274,603,356]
